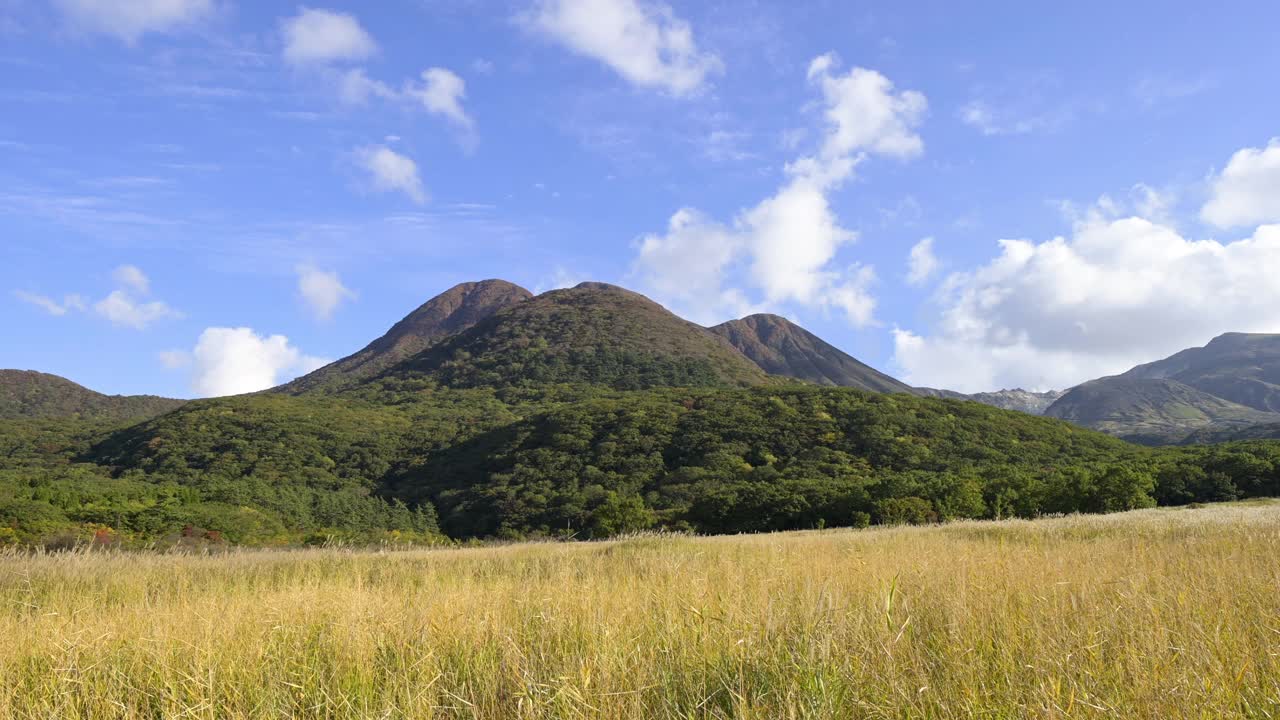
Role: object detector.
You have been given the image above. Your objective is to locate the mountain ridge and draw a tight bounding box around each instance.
[0,370,185,421]
[366,282,774,391]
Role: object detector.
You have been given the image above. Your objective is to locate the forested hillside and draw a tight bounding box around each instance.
[4,383,1280,546]
[0,370,184,421]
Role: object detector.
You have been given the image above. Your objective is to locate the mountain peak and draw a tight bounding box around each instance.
[710,314,914,393]
[1206,332,1278,348]
[571,281,629,292]
[280,279,533,394]
[372,281,772,390]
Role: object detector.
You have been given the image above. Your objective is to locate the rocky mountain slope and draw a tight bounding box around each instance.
[1044,376,1279,443]
[1120,333,1280,412]
[1038,333,1280,442]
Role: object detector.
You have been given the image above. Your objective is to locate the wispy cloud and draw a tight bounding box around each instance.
[1132,73,1215,107]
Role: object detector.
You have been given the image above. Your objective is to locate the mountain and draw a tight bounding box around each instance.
[9,279,1280,546]
[709,314,915,393]
[1035,333,1280,442]
[1043,376,1279,443]
[281,279,533,394]
[914,387,1064,415]
[0,370,184,421]
[371,282,773,390]
[1121,333,1280,412]
[967,389,1066,415]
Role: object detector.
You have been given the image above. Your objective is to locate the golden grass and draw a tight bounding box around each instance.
[2,502,1280,719]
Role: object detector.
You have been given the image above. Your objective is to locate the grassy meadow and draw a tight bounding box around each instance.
[2,502,1279,719]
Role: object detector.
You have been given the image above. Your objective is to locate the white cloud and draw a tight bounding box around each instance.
[892,212,1280,393]
[13,290,85,316]
[906,237,938,286]
[807,54,927,163]
[1202,139,1280,229]
[296,264,355,320]
[188,327,327,397]
[112,264,149,294]
[14,266,176,329]
[404,68,472,128]
[281,7,377,65]
[739,178,854,305]
[54,0,214,43]
[631,55,925,326]
[632,208,757,323]
[334,67,474,141]
[355,145,426,204]
[93,290,181,329]
[524,0,721,96]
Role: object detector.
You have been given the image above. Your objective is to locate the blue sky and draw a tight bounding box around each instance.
[4,0,1280,398]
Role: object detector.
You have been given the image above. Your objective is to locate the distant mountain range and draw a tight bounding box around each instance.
[1041,333,1280,443]
[6,279,1280,445]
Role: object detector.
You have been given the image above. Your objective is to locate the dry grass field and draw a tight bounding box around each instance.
[2,502,1279,719]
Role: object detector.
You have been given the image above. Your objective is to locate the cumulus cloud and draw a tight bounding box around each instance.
[334,67,475,140]
[53,0,214,43]
[90,264,180,329]
[631,55,925,326]
[524,0,721,96]
[806,54,926,163]
[187,327,327,397]
[1202,138,1280,229]
[281,7,377,65]
[632,209,757,323]
[892,214,1280,393]
[355,145,426,204]
[906,237,938,286]
[296,264,355,320]
[14,265,176,329]
[404,67,472,128]
[94,290,181,329]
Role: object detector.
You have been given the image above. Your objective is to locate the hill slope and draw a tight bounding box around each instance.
[1044,376,1279,442]
[0,370,184,421]
[281,279,532,393]
[710,314,914,393]
[373,283,773,391]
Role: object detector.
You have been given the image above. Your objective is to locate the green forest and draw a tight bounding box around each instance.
[4,385,1280,547]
